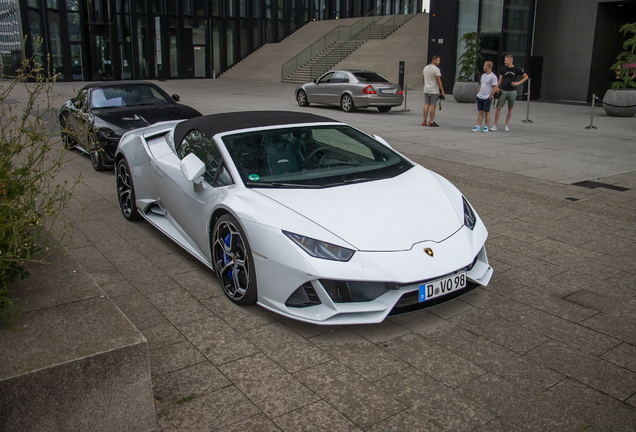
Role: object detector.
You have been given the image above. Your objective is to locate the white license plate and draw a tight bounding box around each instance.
[419,272,467,302]
[380,89,395,94]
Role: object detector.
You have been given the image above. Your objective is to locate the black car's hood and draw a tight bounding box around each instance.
[92,104,201,131]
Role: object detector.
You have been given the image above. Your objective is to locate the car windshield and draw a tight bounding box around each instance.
[222,125,412,188]
[89,84,173,108]
[353,72,389,83]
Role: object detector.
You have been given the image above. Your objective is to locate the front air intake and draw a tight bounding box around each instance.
[285,282,321,308]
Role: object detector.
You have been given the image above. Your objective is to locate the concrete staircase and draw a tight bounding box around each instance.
[283,14,416,84]
[334,13,430,91]
[218,17,362,82]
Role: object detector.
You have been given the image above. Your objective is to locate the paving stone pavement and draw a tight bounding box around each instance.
[9,77,636,431]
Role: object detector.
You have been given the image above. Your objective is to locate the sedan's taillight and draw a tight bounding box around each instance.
[362,85,376,94]
[399,87,403,95]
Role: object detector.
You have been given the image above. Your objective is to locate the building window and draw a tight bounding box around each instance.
[455,0,478,80]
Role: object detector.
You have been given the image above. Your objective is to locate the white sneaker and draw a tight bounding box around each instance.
[504,125,510,132]
[491,125,498,131]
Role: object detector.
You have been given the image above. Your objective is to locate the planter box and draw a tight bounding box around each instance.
[452,81,479,103]
[603,89,636,117]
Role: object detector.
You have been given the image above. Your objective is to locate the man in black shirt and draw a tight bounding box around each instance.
[492,55,528,131]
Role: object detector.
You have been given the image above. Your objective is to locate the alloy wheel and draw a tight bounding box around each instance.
[117,163,134,217]
[212,219,251,301]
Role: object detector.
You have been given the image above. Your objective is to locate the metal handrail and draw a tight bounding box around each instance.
[282,3,419,82]
[281,16,381,82]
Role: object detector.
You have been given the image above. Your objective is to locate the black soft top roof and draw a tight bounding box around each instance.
[174,111,338,145]
[82,81,157,90]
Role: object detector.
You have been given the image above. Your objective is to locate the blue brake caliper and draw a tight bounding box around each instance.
[223,233,233,280]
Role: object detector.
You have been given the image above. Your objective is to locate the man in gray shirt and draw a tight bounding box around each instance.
[422,56,445,127]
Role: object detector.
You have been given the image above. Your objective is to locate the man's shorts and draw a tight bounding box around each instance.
[476,97,492,112]
[424,93,440,105]
[498,90,517,108]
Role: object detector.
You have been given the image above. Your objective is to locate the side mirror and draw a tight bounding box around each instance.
[171,94,180,102]
[372,134,393,149]
[180,153,206,184]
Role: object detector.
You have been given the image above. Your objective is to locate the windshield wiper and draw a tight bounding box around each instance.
[248,181,322,189]
[326,178,372,187]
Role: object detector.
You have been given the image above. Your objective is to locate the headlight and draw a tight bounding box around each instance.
[463,197,476,230]
[283,231,355,262]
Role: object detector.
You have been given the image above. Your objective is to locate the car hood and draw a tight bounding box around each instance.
[92,104,201,131]
[255,167,464,251]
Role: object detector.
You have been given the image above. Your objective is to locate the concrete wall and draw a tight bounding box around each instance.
[0,250,156,432]
[532,0,600,101]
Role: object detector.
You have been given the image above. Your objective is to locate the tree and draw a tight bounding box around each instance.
[457,32,482,82]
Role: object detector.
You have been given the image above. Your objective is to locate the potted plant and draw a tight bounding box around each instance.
[453,32,482,103]
[604,22,636,117]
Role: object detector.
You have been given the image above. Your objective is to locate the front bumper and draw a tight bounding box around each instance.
[245,220,492,325]
[352,94,404,108]
[95,137,120,166]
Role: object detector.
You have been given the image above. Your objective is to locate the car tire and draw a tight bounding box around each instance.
[297,90,309,107]
[90,136,107,171]
[341,94,356,112]
[378,106,391,113]
[116,158,142,221]
[59,115,74,150]
[211,213,258,306]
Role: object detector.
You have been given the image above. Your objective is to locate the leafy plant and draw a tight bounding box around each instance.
[0,41,79,326]
[457,32,482,82]
[611,22,636,90]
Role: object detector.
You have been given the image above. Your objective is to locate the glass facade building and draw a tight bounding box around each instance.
[16,0,422,82]
[0,1,22,76]
[428,0,535,94]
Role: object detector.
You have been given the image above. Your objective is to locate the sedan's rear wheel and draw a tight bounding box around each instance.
[212,214,257,305]
[116,158,141,221]
[378,106,391,113]
[341,94,356,112]
[297,90,309,107]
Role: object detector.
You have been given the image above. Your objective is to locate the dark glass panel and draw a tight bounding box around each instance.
[67,12,81,41]
[227,19,235,66]
[47,11,63,78]
[66,0,79,11]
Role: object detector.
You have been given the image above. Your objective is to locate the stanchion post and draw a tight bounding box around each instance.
[400,85,410,112]
[522,79,533,123]
[585,94,598,130]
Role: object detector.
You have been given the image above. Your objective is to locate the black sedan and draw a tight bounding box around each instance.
[59,81,201,171]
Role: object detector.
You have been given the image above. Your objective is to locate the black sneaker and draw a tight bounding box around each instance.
[429,122,439,127]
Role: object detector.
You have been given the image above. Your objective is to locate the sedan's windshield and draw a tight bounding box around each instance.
[222,125,412,188]
[90,84,173,108]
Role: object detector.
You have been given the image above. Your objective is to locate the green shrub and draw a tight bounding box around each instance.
[611,22,636,90]
[457,32,482,82]
[0,48,79,326]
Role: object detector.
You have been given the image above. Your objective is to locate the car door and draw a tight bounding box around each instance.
[309,72,335,104]
[326,71,349,105]
[67,89,90,149]
[153,129,233,260]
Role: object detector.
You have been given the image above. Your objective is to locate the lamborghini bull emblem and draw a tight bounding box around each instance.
[424,248,434,257]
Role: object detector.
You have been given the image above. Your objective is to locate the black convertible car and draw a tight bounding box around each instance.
[59,81,201,170]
